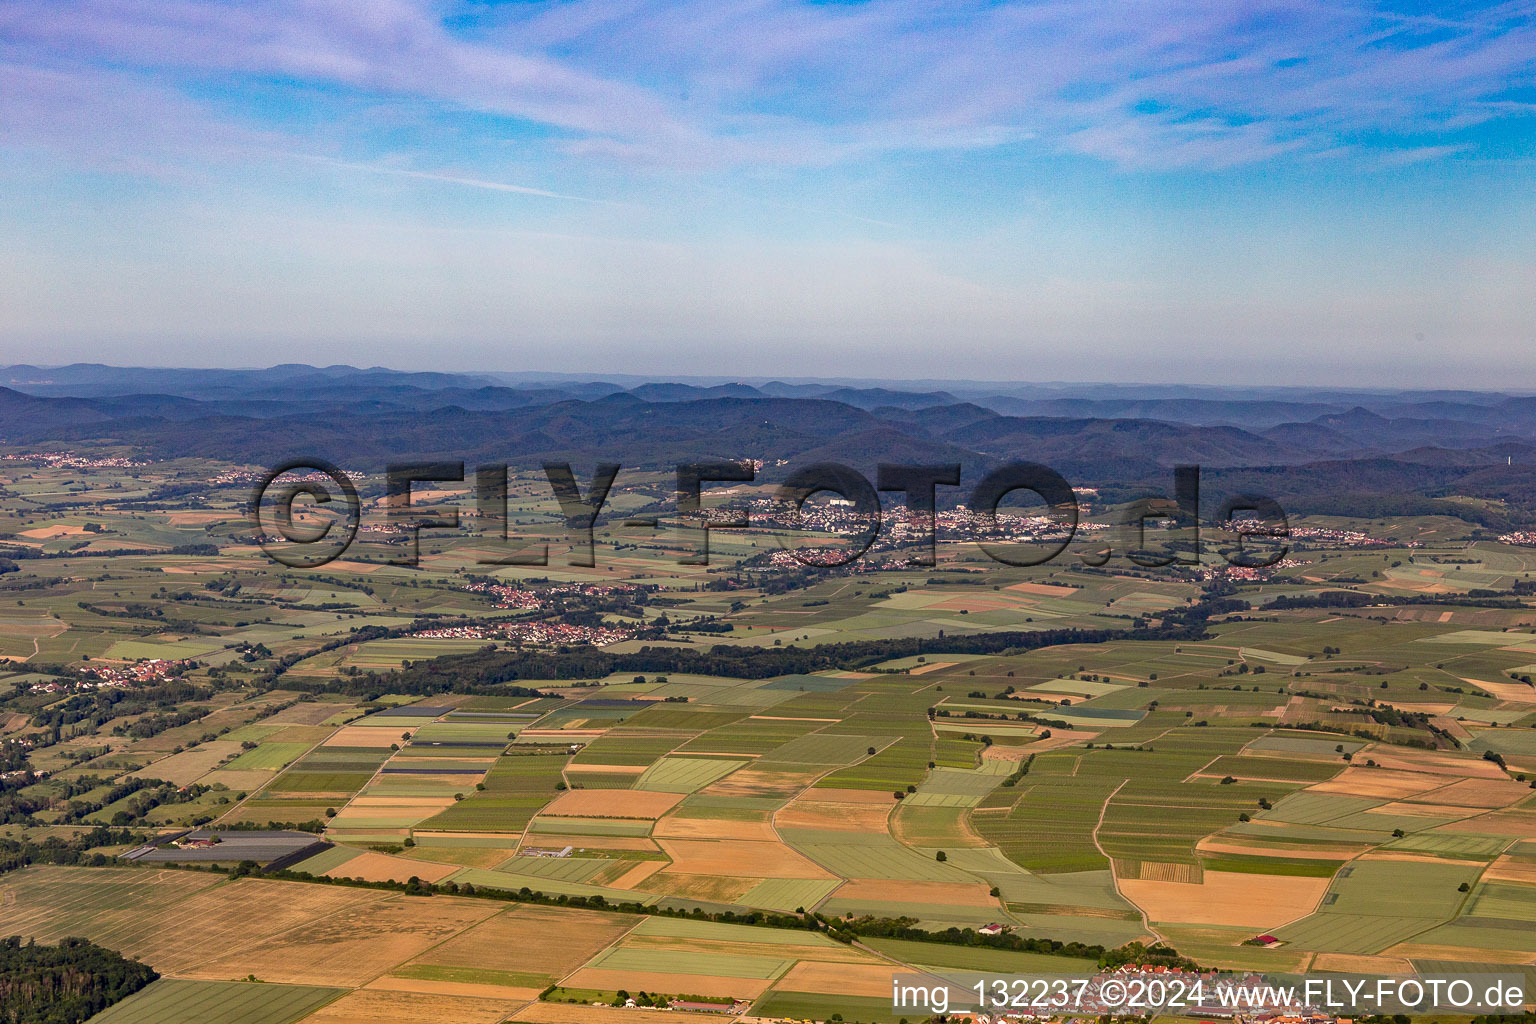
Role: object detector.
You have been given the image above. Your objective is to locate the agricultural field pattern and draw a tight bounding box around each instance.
[2,437,1536,1024]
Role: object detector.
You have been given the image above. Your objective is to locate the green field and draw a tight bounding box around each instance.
[222,742,313,772]
[86,979,343,1024]
[416,753,566,831]
[636,755,747,793]
[1273,858,1484,954]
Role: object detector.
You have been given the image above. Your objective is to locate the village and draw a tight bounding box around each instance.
[411,620,635,646]
[29,658,193,694]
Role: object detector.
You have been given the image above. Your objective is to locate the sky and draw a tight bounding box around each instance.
[0,0,1533,387]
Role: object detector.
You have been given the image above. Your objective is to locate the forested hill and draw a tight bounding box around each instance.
[0,936,158,1024]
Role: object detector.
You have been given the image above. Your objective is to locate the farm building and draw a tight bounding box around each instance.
[121,829,328,868]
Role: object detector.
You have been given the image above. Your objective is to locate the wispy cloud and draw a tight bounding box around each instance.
[1,0,1532,173]
[290,154,620,204]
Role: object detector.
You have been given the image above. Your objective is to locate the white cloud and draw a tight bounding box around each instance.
[1,0,1532,171]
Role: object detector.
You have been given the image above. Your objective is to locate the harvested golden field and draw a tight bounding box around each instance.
[639,871,758,902]
[1484,853,1536,884]
[325,851,459,883]
[313,559,385,574]
[1118,870,1329,929]
[1375,801,1482,817]
[201,768,280,792]
[1388,942,1536,964]
[408,905,638,978]
[185,893,501,986]
[165,510,230,524]
[1311,953,1413,974]
[1383,702,1456,715]
[139,879,393,975]
[1368,747,1508,778]
[325,726,404,747]
[932,596,1029,613]
[609,861,667,888]
[0,868,399,976]
[128,740,245,785]
[1357,851,1484,867]
[301,988,524,1024]
[776,791,893,832]
[1006,582,1080,596]
[1196,836,1370,859]
[653,813,776,841]
[1437,810,1536,836]
[1457,678,1536,704]
[542,789,682,819]
[1412,776,1531,808]
[773,961,895,997]
[1016,729,1096,752]
[18,524,87,538]
[1311,768,1445,799]
[657,838,834,879]
[699,767,819,799]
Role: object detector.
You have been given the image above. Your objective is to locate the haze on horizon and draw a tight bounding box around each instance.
[1,1,1533,388]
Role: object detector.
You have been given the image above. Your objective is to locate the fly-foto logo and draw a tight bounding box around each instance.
[250,459,1287,570]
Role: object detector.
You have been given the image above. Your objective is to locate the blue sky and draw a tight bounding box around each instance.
[0,0,1533,386]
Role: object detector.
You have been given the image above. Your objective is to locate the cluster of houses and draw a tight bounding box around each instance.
[29,658,191,694]
[213,466,366,487]
[463,579,648,610]
[410,621,634,647]
[1197,559,1307,582]
[411,625,499,640]
[501,621,634,646]
[1284,525,1397,548]
[742,497,1113,549]
[0,451,146,469]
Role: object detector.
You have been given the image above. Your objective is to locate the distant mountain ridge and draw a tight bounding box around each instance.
[3,364,1536,523]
